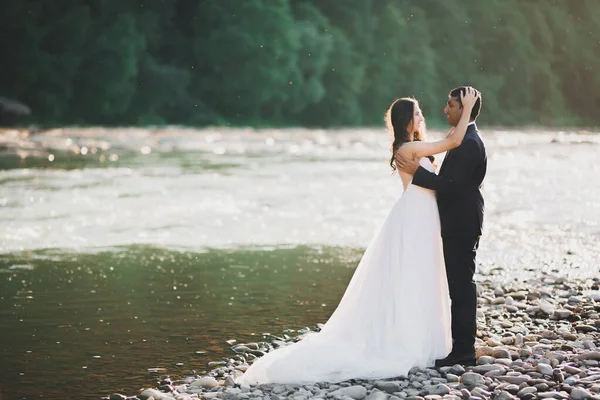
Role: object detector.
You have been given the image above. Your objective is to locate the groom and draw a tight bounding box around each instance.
[396,86,486,367]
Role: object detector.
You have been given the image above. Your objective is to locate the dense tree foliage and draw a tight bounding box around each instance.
[1,0,598,127]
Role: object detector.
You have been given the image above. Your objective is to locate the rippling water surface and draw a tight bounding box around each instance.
[1,127,599,399]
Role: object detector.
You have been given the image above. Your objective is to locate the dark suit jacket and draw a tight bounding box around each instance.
[412,123,486,238]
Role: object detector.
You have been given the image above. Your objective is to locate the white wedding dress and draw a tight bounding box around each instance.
[238,158,451,385]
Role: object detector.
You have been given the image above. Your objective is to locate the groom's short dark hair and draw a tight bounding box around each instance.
[450,86,482,121]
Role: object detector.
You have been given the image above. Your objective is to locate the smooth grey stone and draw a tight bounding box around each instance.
[425,384,451,396]
[224,376,236,387]
[476,356,495,365]
[492,391,515,400]
[450,365,466,376]
[460,372,484,387]
[575,325,597,333]
[365,390,390,400]
[536,363,553,375]
[426,369,441,378]
[503,384,519,394]
[272,385,286,394]
[446,374,459,383]
[374,382,402,394]
[537,391,568,399]
[330,386,368,400]
[516,387,537,396]
[109,395,127,400]
[498,375,530,385]
[209,361,228,367]
[571,388,592,400]
[495,358,513,367]
[534,383,549,391]
[469,387,490,398]
[539,300,555,315]
[553,309,573,319]
[553,369,564,383]
[563,365,583,375]
[472,365,505,374]
[564,377,577,385]
[492,349,511,359]
[232,345,254,353]
[568,296,584,304]
[191,377,220,389]
[139,388,165,400]
[484,369,505,378]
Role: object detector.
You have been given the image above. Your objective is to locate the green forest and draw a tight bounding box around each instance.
[1,0,599,128]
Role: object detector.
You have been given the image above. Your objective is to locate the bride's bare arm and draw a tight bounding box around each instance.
[398,87,478,159]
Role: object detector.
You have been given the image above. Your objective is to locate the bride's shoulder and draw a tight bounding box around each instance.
[397,141,418,155]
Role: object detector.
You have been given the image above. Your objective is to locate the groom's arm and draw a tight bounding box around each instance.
[412,139,481,195]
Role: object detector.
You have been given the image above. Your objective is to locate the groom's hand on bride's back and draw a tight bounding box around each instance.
[395,150,419,175]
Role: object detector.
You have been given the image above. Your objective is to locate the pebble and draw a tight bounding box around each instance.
[374,381,401,394]
[461,372,485,387]
[571,388,592,400]
[538,391,569,399]
[539,299,555,315]
[493,391,515,400]
[365,390,390,400]
[554,309,573,319]
[536,363,553,375]
[425,384,450,396]
[498,375,530,385]
[139,388,167,399]
[517,387,537,396]
[330,385,367,400]
[476,356,495,365]
[190,376,219,389]
[450,365,466,376]
[472,364,505,375]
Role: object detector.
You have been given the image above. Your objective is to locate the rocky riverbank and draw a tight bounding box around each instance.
[106,272,600,400]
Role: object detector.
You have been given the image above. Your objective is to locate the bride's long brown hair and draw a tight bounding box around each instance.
[385,97,434,172]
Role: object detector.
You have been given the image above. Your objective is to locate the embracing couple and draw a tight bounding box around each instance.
[238,86,486,385]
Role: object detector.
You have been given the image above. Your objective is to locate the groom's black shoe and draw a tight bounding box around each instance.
[434,350,476,368]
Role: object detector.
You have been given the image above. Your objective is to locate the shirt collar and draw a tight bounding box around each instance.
[468,121,476,127]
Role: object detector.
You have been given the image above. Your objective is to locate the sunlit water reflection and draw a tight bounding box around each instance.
[1,127,599,399]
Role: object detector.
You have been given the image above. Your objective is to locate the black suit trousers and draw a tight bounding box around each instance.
[442,236,480,352]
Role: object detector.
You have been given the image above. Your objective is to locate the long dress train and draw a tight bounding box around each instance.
[238,158,451,385]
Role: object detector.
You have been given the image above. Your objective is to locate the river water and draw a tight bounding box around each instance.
[0,127,599,399]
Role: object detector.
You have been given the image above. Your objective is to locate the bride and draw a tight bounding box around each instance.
[238,88,479,385]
